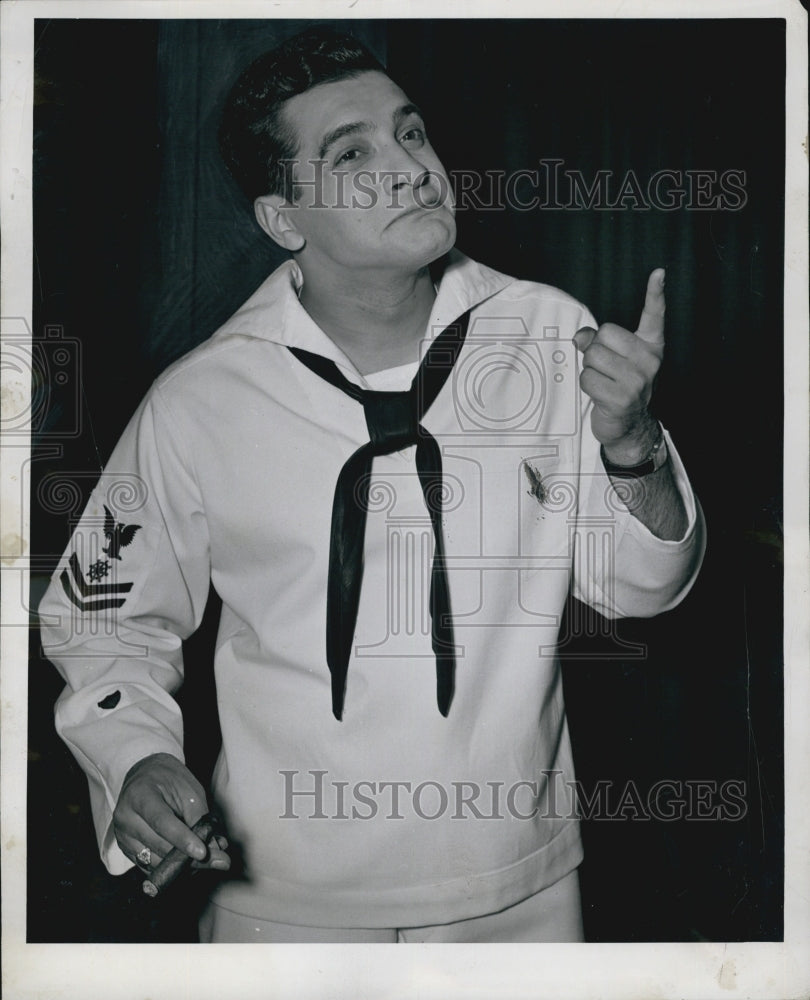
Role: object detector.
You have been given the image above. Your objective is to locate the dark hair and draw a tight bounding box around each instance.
[219,27,385,203]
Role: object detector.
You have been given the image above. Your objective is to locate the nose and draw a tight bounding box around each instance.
[412,170,443,207]
[387,164,445,209]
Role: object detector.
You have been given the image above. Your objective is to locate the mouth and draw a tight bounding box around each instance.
[386,201,453,228]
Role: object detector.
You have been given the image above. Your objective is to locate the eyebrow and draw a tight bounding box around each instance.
[317,103,424,161]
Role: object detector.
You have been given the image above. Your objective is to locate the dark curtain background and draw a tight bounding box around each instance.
[29,18,784,943]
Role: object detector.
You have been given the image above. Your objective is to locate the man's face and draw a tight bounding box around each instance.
[272,70,456,274]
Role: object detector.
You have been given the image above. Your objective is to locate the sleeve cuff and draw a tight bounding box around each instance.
[575,424,706,619]
[613,426,701,550]
[82,735,186,876]
[605,427,707,616]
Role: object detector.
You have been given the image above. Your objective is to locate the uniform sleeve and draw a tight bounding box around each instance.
[568,308,706,618]
[38,385,211,874]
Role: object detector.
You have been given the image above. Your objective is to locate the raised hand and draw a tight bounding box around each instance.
[573,268,666,463]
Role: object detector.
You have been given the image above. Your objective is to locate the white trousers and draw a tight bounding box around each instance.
[198,868,584,943]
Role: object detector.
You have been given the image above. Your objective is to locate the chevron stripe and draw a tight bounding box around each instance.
[60,571,127,612]
[60,553,134,612]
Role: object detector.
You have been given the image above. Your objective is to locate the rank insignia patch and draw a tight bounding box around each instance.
[59,504,143,613]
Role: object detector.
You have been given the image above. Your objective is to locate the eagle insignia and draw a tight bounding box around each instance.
[102,505,142,560]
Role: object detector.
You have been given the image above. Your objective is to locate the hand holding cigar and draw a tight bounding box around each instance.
[113,753,231,891]
[142,813,222,897]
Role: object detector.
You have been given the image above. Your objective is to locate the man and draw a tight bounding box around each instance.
[40,28,705,943]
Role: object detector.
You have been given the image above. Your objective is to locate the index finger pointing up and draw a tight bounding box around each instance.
[635,268,666,346]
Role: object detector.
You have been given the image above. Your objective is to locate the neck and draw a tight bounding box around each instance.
[297,260,438,375]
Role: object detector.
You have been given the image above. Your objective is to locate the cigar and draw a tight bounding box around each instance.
[142,813,219,897]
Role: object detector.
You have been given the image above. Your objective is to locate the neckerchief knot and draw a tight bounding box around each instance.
[362,390,418,453]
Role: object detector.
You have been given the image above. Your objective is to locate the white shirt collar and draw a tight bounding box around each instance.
[213,248,516,375]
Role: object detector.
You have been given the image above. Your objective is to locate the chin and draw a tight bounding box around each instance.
[409,217,457,267]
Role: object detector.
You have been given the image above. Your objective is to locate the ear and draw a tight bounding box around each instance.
[254,194,306,252]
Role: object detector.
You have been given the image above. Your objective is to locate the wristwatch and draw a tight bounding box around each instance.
[601,424,668,478]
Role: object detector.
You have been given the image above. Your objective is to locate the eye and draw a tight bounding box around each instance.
[400,127,426,145]
[334,147,362,166]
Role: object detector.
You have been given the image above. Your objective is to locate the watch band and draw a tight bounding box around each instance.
[601,425,668,478]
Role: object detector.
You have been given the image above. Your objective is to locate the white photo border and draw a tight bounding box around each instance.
[2,1,807,998]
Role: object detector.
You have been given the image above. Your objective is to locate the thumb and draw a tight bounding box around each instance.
[573,326,597,353]
[636,268,666,346]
